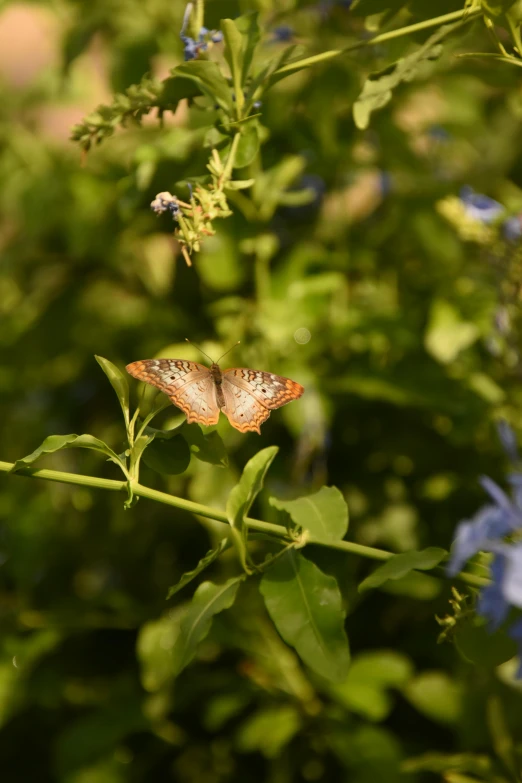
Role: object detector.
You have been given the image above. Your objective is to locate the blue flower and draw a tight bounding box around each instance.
[502,543,522,609]
[180,4,222,61]
[447,424,522,676]
[459,186,504,224]
[446,503,513,576]
[477,553,509,630]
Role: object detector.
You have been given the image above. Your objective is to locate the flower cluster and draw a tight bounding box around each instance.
[447,421,522,676]
[437,186,522,244]
[180,4,223,61]
[150,192,180,219]
[149,148,246,266]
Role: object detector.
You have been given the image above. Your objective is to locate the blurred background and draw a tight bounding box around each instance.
[1,0,522,780]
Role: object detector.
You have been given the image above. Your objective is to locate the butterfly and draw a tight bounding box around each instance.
[126,348,304,434]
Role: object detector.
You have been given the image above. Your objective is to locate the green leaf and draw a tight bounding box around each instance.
[260,550,350,682]
[166,540,229,599]
[11,434,123,473]
[424,299,480,364]
[142,435,191,475]
[403,672,463,725]
[172,577,244,677]
[236,705,301,757]
[222,18,245,114]
[226,446,278,572]
[225,178,256,190]
[330,651,413,721]
[358,547,447,592]
[481,0,518,16]
[353,24,454,130]
[455,620,517,668]
[173,61,233,112]
[95,355,130,429]
[137,608,185,691]
[181,424,228,467]
[235,124,260,168]
[270,486,348,543]
[160,74,203,107]
[234,12,261,84]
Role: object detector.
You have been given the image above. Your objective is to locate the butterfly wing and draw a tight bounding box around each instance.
[222,368,304,434]
[126,359,220,427]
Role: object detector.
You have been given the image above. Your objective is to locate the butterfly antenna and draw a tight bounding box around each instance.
[185,338,215,363]
[216,341,241,364]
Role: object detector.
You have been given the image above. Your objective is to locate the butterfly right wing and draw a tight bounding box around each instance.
[126,359,220,426]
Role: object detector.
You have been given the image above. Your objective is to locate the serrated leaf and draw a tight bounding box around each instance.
[166,539,229,599]
[270,486,348,543]
[358,547,447,592]
[173,61,233,112]
[353,24,454,129]
[172,577,244,676]
[181,424,228,467]
[11,434,123,473]
[260,550,350,682]
[226,446,278,571]
[95,355,130,429]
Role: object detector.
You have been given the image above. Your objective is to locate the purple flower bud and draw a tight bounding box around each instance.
[271,25,294,43]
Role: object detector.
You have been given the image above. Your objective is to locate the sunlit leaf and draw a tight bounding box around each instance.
[260,550,350,682]
[95,355,130,429]
[11,434,123,473]
[270,486,348,542]
[353,24,455,129]
[226,446,278,571]
[173,61,233,112]
[235,124,260,168]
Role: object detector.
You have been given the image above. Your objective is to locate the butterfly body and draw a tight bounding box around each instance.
[126,358,304,434]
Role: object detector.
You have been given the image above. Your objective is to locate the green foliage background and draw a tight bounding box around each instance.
[1,0,522,781]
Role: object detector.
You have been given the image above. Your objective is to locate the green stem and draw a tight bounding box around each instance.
[0,459,488,588]
[273,7,483,77]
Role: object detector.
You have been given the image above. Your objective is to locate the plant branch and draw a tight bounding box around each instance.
[0,459,488,588]
[273,7,483,78]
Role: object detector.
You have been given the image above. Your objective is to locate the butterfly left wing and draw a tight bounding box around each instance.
[221,368,304,434]
[126,359,220,427]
